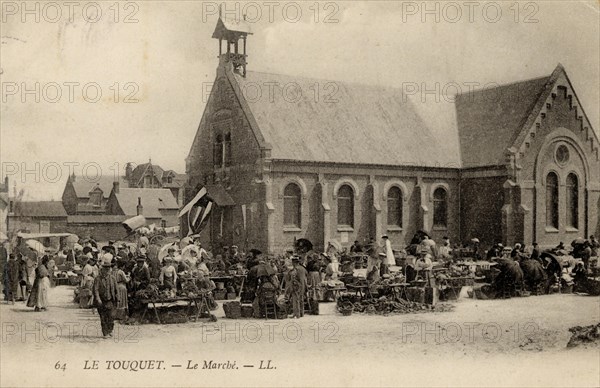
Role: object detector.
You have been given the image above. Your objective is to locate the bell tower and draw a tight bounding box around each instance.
[212,9,252,77]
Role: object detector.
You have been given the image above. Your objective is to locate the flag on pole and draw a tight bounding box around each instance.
[179,186,213,236]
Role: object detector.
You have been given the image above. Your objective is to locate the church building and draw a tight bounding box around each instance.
[185,17,600,254]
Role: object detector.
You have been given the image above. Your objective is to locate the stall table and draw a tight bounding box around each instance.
[210,275,245,300]
[139,294,212,324]
[346,284,373,300]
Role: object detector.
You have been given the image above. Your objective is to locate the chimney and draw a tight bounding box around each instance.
[113,181,120,194]
[125,162,133,182]
[136,197,143,215]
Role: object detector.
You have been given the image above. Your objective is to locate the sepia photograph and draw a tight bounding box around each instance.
[1,1,599,387]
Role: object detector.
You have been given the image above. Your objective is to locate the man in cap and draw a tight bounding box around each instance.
[132,256,150,291]
[93,254,120,338]
[284,256,308,318]
[415,245,434,286]
[159,257,178,294]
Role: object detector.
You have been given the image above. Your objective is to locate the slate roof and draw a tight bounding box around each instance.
[212,17,252,39]
[71,176,128,199]
[13,201,67,218]
[113,188,179,218]
[232,71,459,167]
[456,76,551,168]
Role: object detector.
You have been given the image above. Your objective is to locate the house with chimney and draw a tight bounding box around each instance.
[61,160,186,218]
[105,186,179,227]
[124,161,187,205]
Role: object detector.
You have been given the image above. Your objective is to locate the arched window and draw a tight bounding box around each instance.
[387,186,402,227]
[214,134,223,168]
[224,133,232,167]
[337,184,354,227]
[546,172,559,229]
[566,173,578,229]
[283,183,301,227]
[433,187,448,228]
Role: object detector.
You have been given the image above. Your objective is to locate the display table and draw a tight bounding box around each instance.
[346,284,373,299]
[139,294,212,324]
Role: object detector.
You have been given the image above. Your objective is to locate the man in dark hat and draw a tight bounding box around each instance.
[93,255,120,338]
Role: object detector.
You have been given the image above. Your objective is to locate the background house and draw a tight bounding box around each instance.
[105,186,180,228]
[8,201,68,234]
[124,161,187,205]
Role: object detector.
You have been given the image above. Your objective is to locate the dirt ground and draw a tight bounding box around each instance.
[1,286,599,387]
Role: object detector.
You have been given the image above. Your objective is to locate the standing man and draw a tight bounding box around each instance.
[284,257,308,319]
[93,254,120,338]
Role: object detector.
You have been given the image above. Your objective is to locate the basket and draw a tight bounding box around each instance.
[340,308,352,316]
[241,305,254,318]
[223,301,242,319]
[214,291,226,300]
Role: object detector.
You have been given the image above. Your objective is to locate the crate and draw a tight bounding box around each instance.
[214,291,226,300]
[226,292,237,300]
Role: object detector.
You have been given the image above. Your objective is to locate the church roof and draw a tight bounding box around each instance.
[456,75,551,168]
[231,71,459,168]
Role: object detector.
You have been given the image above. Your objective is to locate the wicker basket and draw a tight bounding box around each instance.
[223,301,242,319]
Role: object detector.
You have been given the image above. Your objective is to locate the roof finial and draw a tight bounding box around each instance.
[219,3,222,18]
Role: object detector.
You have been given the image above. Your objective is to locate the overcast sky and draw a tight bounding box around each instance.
[1,1,599,200]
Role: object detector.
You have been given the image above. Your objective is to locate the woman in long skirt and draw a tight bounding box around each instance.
[27,256,50,311]
[306,254,323,302]
[114,261,129,320]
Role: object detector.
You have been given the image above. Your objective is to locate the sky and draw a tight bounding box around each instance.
[1,1,599,200]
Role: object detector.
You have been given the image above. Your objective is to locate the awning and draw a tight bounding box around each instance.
[17,232,74,239]
[205,184,235,206]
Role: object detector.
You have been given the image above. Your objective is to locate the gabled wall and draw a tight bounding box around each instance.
[186,60,267,251]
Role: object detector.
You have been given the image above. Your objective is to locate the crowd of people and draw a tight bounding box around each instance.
[1,231,598,331]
